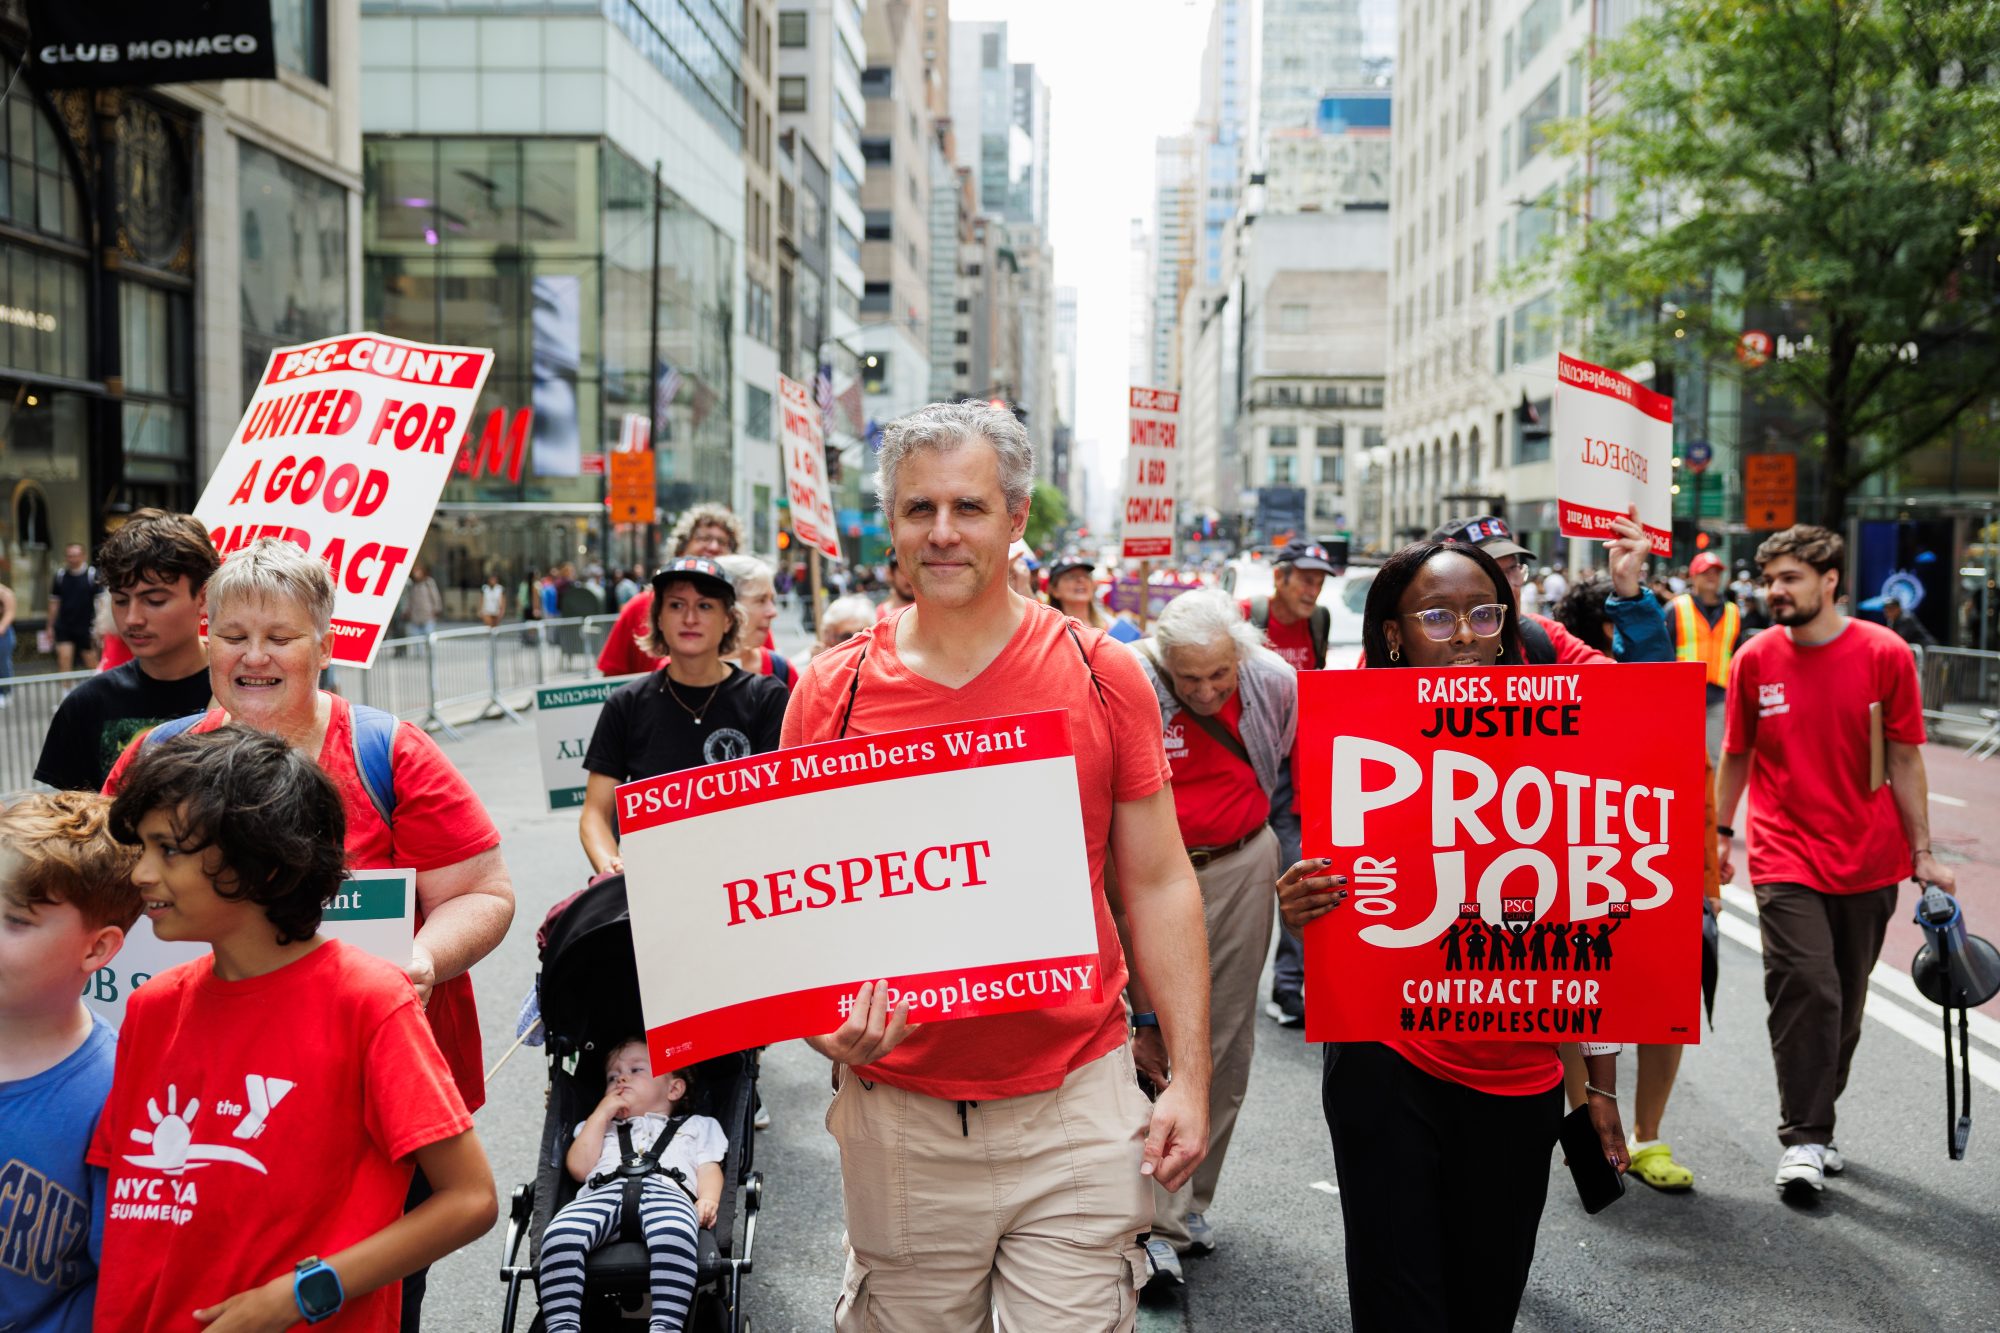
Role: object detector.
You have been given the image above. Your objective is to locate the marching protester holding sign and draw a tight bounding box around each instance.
[578,556,788,876]
[1715,525,1952,1199]
[1279,538,1638,1333]
[781,400,1213,1331]
[100,538,515,1331]
[1128,588,1296,1286]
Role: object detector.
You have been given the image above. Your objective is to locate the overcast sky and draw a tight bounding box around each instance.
[952,0,1212,527]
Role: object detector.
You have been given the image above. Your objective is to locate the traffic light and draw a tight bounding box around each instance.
[777,531,792,552]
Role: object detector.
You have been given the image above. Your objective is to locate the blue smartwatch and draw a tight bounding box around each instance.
[293,1256,344,1324]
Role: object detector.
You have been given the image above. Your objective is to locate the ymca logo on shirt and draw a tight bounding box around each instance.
[704,727,753,764]
[1758,682,1789,718]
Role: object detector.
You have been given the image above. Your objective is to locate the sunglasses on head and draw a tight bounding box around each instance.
[1401,604,1509,641]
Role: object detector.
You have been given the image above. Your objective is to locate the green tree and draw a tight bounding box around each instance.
[1553,0,2000,523]
[1024,481,1070,554]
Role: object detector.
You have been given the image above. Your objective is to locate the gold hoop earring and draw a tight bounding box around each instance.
[1389,645,1401,663]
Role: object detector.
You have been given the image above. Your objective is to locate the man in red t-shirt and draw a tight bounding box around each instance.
[1131,589,1295,1284]
[596,502,744,677]
[1716,524,1953,1200]
[783,400,1211,1331]
[1237,540,1336,673]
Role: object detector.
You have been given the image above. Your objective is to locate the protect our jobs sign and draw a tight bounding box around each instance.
[1122,386,1179,560]
[84,871,414,1029]
[192,333,495,667]
[534,675,647,811]
[1554,353,1674,557]
[777,373,843,563]
[1297,664,1706,1044]
[615,710,1100,1072]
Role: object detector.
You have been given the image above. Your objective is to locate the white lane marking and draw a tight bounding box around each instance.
[1309,1180,1341,1197]
[1717,884,2000,1091]
[1929,792,1968,808]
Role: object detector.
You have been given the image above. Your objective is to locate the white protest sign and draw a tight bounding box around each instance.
[534,674,647,811]
[194,333,496,666]
[85,870,414,1028]
[1122,386,1179,560]
[616,710,1100,1071]
[778,373,843,562]
[1554,353,1673,556]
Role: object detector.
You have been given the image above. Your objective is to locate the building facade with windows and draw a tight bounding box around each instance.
[856,0,932,428]
[359,2,745,598]
[0,0,362,657]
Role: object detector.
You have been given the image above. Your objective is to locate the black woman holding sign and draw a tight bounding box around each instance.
[1276,538,1629,1333]
[578,557,789,877]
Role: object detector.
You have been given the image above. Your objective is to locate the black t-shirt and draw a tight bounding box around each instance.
[584,664,788,783]
[34,660,214,791]
[50,567,99,632]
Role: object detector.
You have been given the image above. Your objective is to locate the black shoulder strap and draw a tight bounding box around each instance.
[1309,604,1331,669]
[836,640,870,738]
[1249,594,1270,629]
[1140,641,1253,769]
[1519,615,1556,666]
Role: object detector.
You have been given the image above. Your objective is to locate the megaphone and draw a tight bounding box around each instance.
[1911,883,2000,1160]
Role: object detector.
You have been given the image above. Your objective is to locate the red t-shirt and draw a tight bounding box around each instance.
[1239,597,1318,671]
[781,602,1170,1100]
[1164,694,1267,847]
[105,694,500,1111]
[100,633,134,671]
[1723,618,1925,893]
[599,592,665,677]
[88,939,471,1332]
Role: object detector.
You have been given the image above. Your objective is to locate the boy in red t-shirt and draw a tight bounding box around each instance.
[94,724,496,1331]
[1717,524,1951,1201]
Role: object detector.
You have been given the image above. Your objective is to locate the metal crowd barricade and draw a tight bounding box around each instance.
[0,668,100,796]
[1914,646,2000,760]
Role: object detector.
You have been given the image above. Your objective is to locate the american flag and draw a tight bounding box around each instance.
[837,377,865,437]
[815,361,835,435]
[655,360,683,426]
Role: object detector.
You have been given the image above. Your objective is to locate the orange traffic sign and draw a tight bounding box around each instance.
[1743,453,1797,531]
[608,449,656,525]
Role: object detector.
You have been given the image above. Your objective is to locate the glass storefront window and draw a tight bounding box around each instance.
[0,60,84,245]
[272,0,327,82]
[239,141,349,403]
[2,240,88,381]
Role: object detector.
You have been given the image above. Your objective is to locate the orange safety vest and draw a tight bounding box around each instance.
[1671,594,1740,687]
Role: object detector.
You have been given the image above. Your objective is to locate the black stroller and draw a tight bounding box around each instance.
[499,874,763,1332]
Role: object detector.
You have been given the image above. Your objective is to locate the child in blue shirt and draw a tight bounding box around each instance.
[0,791,141,1333]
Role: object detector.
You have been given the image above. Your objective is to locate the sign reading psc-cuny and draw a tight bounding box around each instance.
[1122,386,1179,560]
[1298,664,1706,1045]
[535,675,647,810]
[193,333,494,667]
[616,710,1101,1072]
[1554,353,1673,557]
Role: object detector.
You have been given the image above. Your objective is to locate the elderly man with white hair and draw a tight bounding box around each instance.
[1125,587,1297,1286]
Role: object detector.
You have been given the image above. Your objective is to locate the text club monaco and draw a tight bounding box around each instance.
[1300,662,1706,1044]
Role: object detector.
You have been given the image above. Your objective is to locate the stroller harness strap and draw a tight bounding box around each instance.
[592,1116,696,1247]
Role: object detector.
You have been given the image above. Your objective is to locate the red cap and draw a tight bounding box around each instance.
[1689,552,1725,576]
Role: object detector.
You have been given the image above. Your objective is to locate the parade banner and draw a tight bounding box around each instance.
[1554,353,1673,556]
[1122,386,1180,560]
[84,870,414,1028]
[535,675,646,810]
[778,373,843,562]
[1298,664,1706,1044]
[617,710,1100,1072]
[193,333,495,667]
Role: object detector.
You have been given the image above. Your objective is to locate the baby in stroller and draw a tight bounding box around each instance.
[538,1038,729,1333]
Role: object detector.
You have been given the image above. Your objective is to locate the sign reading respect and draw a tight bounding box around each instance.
[1554,353,1674,557]
[193,333,494,667]
[616,710,1100,1072]
[1298,664,1706,1045]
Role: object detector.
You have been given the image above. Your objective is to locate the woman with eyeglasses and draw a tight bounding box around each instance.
[1276,538,1629,1333]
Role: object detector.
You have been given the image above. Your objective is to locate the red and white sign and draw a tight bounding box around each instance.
[1554,353,1673,557]
[778,373,843,563]
[616,710,1100,1072]
[194,332,494,666]
[1122,386,1179,560]
[1298,663,1706,1044]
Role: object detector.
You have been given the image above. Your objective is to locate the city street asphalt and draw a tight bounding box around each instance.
[421,608,2000,1332]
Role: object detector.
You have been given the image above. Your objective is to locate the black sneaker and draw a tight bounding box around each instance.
[1264,991,1305,1027]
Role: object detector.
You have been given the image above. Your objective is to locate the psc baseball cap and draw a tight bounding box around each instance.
[1430,515,1534,562]
[1274,541,1340,574]
[651,555,735,603]
[1689,552,1726,576]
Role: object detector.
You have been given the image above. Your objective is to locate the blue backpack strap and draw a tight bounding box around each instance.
[141,713,208,748]
[347,704,399,828]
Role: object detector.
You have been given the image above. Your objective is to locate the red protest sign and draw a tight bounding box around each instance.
[1298,662,1707,1045]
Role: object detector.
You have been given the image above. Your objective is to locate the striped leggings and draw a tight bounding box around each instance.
[538,1177,701,1333]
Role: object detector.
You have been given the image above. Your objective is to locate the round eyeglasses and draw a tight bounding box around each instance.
[1401,603,1509,641]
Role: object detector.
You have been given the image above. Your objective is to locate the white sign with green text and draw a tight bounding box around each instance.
[84,869,415,1028]
[534,675,644,811]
